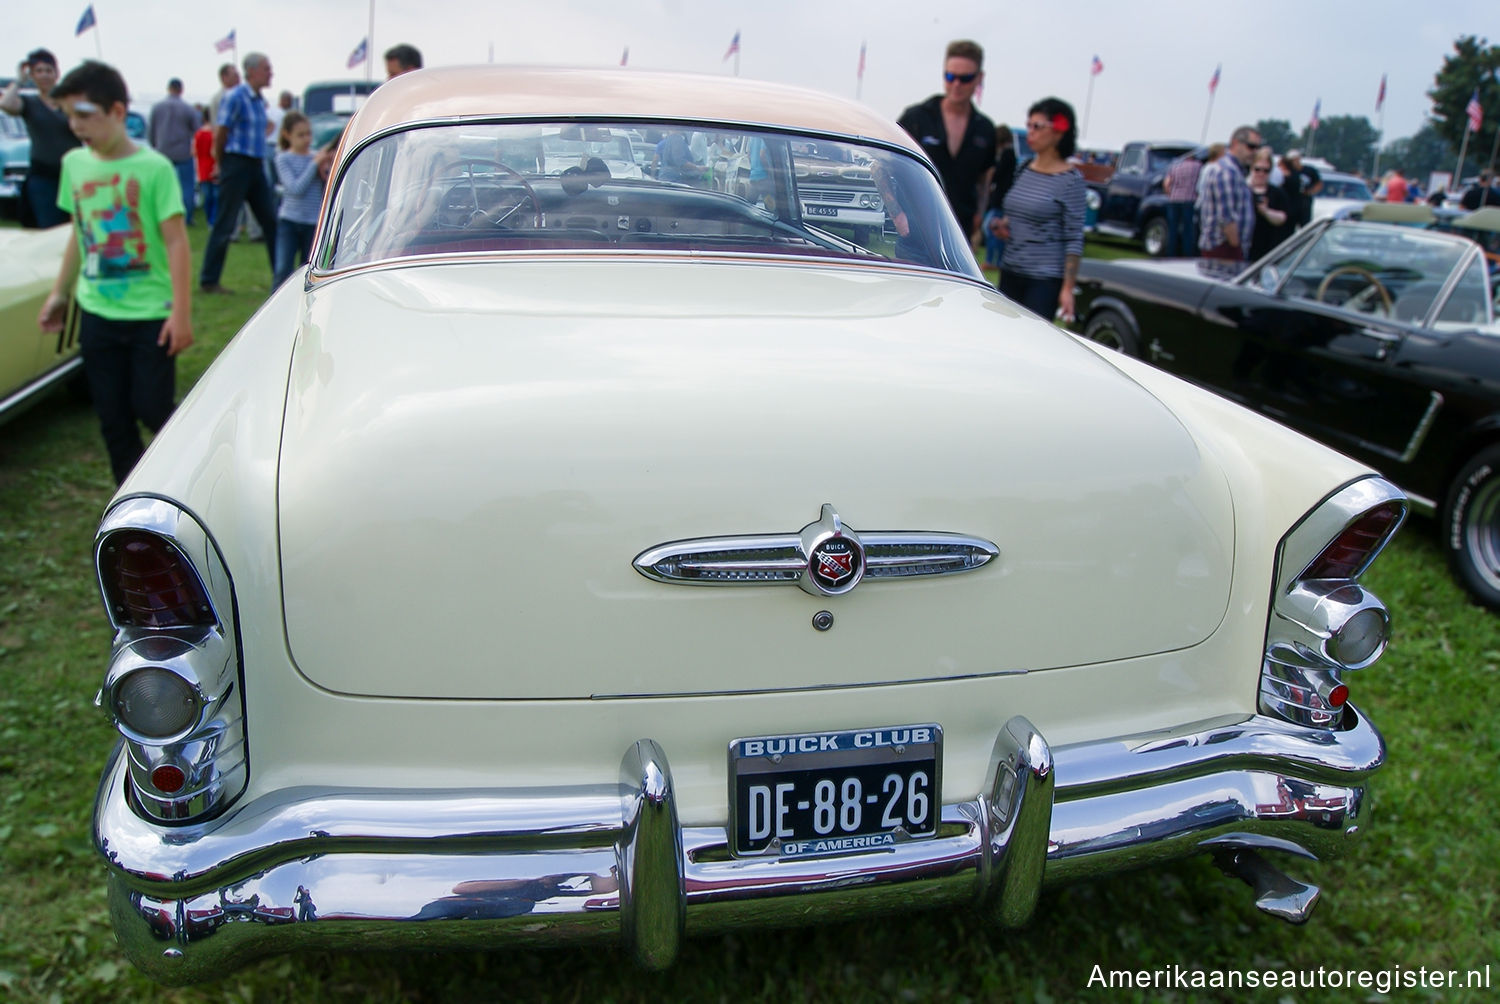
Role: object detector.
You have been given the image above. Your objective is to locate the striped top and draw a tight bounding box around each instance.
[275,152,325,225]
[1001,165,1087,279]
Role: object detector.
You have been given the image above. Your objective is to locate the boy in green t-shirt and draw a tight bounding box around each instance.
[38,60,192,485]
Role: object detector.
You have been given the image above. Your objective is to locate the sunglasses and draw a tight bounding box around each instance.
[1252,166,1270,172]
[944,71,979,84]
[1026,121,1050,131]
[1245,141,1264,151]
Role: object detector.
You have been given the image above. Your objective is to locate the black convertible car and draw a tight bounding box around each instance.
[1073,216,1500,608]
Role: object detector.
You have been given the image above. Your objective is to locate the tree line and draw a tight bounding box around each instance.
[1255,34,1497,188]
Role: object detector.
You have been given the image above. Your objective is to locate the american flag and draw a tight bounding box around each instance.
[1376,73,1386,112]
[214,29,236,54]
[724,30,740,62]
[347,37,368,70]
[75,4,96,36]
[1091,54,1103,76]
[1208,64,1220,94]
[1310,98,1321,130]
[1468,88,1483,132]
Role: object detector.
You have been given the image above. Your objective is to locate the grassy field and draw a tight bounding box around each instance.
[1,227,1497,1002]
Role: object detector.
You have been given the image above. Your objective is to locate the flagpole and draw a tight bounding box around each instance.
[1083,72,1095,139]
[1201,92,1215,144]
[367,0,375,82]
[93,18,103,60]
[1453,120,1473,192]
[1372,106,1383,180]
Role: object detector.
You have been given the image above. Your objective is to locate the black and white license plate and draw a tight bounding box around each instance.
[729,724,941,858]
[804,204,841,217]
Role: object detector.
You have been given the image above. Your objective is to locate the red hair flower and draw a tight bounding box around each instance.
[1051,113,1071,133]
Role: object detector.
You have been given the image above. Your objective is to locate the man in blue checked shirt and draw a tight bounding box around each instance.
[1197,125,1261,261]
[199,52,277,294]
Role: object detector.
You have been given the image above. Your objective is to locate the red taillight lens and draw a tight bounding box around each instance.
[99,531,215,628]
[1301,501,1404,580]
[1327,684,1349,708]
[150,764,187,793]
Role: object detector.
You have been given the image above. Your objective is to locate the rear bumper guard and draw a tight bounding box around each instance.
[96,709,1383,984]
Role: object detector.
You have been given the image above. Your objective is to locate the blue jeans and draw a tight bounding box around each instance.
[23,172,68,228]
[981,209,1007,268]
[274,219,317,287]
[998,269,1064,319]
[199,180,218,226]
[1166,201,1197,258]
[200,153,277,286]
[171,159,196,225]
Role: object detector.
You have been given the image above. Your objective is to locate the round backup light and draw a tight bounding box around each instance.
[1329,606,1387,667]
[112,668,200,738]
[150,764,187,793]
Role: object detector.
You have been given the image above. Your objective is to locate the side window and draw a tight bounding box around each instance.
[1435,259,1493,327]
[1119,148,1146,174]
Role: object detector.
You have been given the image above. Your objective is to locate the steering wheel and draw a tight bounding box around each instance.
[449,159,541,229]
[1315,265,1393,315]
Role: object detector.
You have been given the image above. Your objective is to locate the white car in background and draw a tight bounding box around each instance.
[1311,171,1373,221]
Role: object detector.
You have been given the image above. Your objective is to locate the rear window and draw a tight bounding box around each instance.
[318,120,980,279]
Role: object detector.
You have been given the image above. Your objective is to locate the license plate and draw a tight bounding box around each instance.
[729,724,941,857]
[804,204,840,217]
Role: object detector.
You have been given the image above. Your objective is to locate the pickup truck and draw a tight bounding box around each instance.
[1090,140,1197,256]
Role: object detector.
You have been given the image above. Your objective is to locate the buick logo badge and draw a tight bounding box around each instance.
[800,504,865,596]
[812,538,858,588]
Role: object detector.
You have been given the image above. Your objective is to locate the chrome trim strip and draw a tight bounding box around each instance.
[97,708,1381,983]
[1397,391,1444,465]
[0,355,83,425]
[634,512,999,591]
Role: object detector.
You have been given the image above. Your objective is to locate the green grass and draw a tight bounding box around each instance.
[1,226,1497,1002]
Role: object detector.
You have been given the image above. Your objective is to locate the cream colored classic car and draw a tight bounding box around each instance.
[1,224,80,425]
[92,67,1406,983]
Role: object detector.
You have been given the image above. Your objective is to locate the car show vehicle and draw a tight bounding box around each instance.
[303,79,381,150]
[1090,140,1197,255]
[0,224,81,425]
[0,112,29,212]
[1310,171,1373,222]
[1074,215,1500,607]
[91,66,1406,984]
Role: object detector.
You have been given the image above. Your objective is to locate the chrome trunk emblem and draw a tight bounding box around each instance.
[633,504,998,597]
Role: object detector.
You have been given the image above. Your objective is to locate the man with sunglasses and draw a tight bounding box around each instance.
[898,40,995,242]
[1197,125,1262,261]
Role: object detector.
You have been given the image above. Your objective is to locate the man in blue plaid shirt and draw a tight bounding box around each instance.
[199,52,277,293]
[1197,125,1261,261]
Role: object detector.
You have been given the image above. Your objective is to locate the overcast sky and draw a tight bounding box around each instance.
[10,0,1492,155]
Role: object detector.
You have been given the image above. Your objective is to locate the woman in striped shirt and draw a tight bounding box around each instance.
[989,98,1087,321]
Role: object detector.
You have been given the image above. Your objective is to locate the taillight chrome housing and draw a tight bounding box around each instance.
[1261,478,1406,729]
[94,498,247,823]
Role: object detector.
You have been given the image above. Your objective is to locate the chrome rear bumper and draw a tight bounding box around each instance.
[95,709,1384,984]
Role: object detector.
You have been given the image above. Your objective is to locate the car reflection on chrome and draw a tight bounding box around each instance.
[90,65,1406,985]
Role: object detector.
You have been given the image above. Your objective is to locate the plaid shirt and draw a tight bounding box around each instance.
[1164,157,1202,204]
[217,83,268,160]
[1197,156,1253,253]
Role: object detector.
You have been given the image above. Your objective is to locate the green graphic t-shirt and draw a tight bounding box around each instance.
[57,144,183,320]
